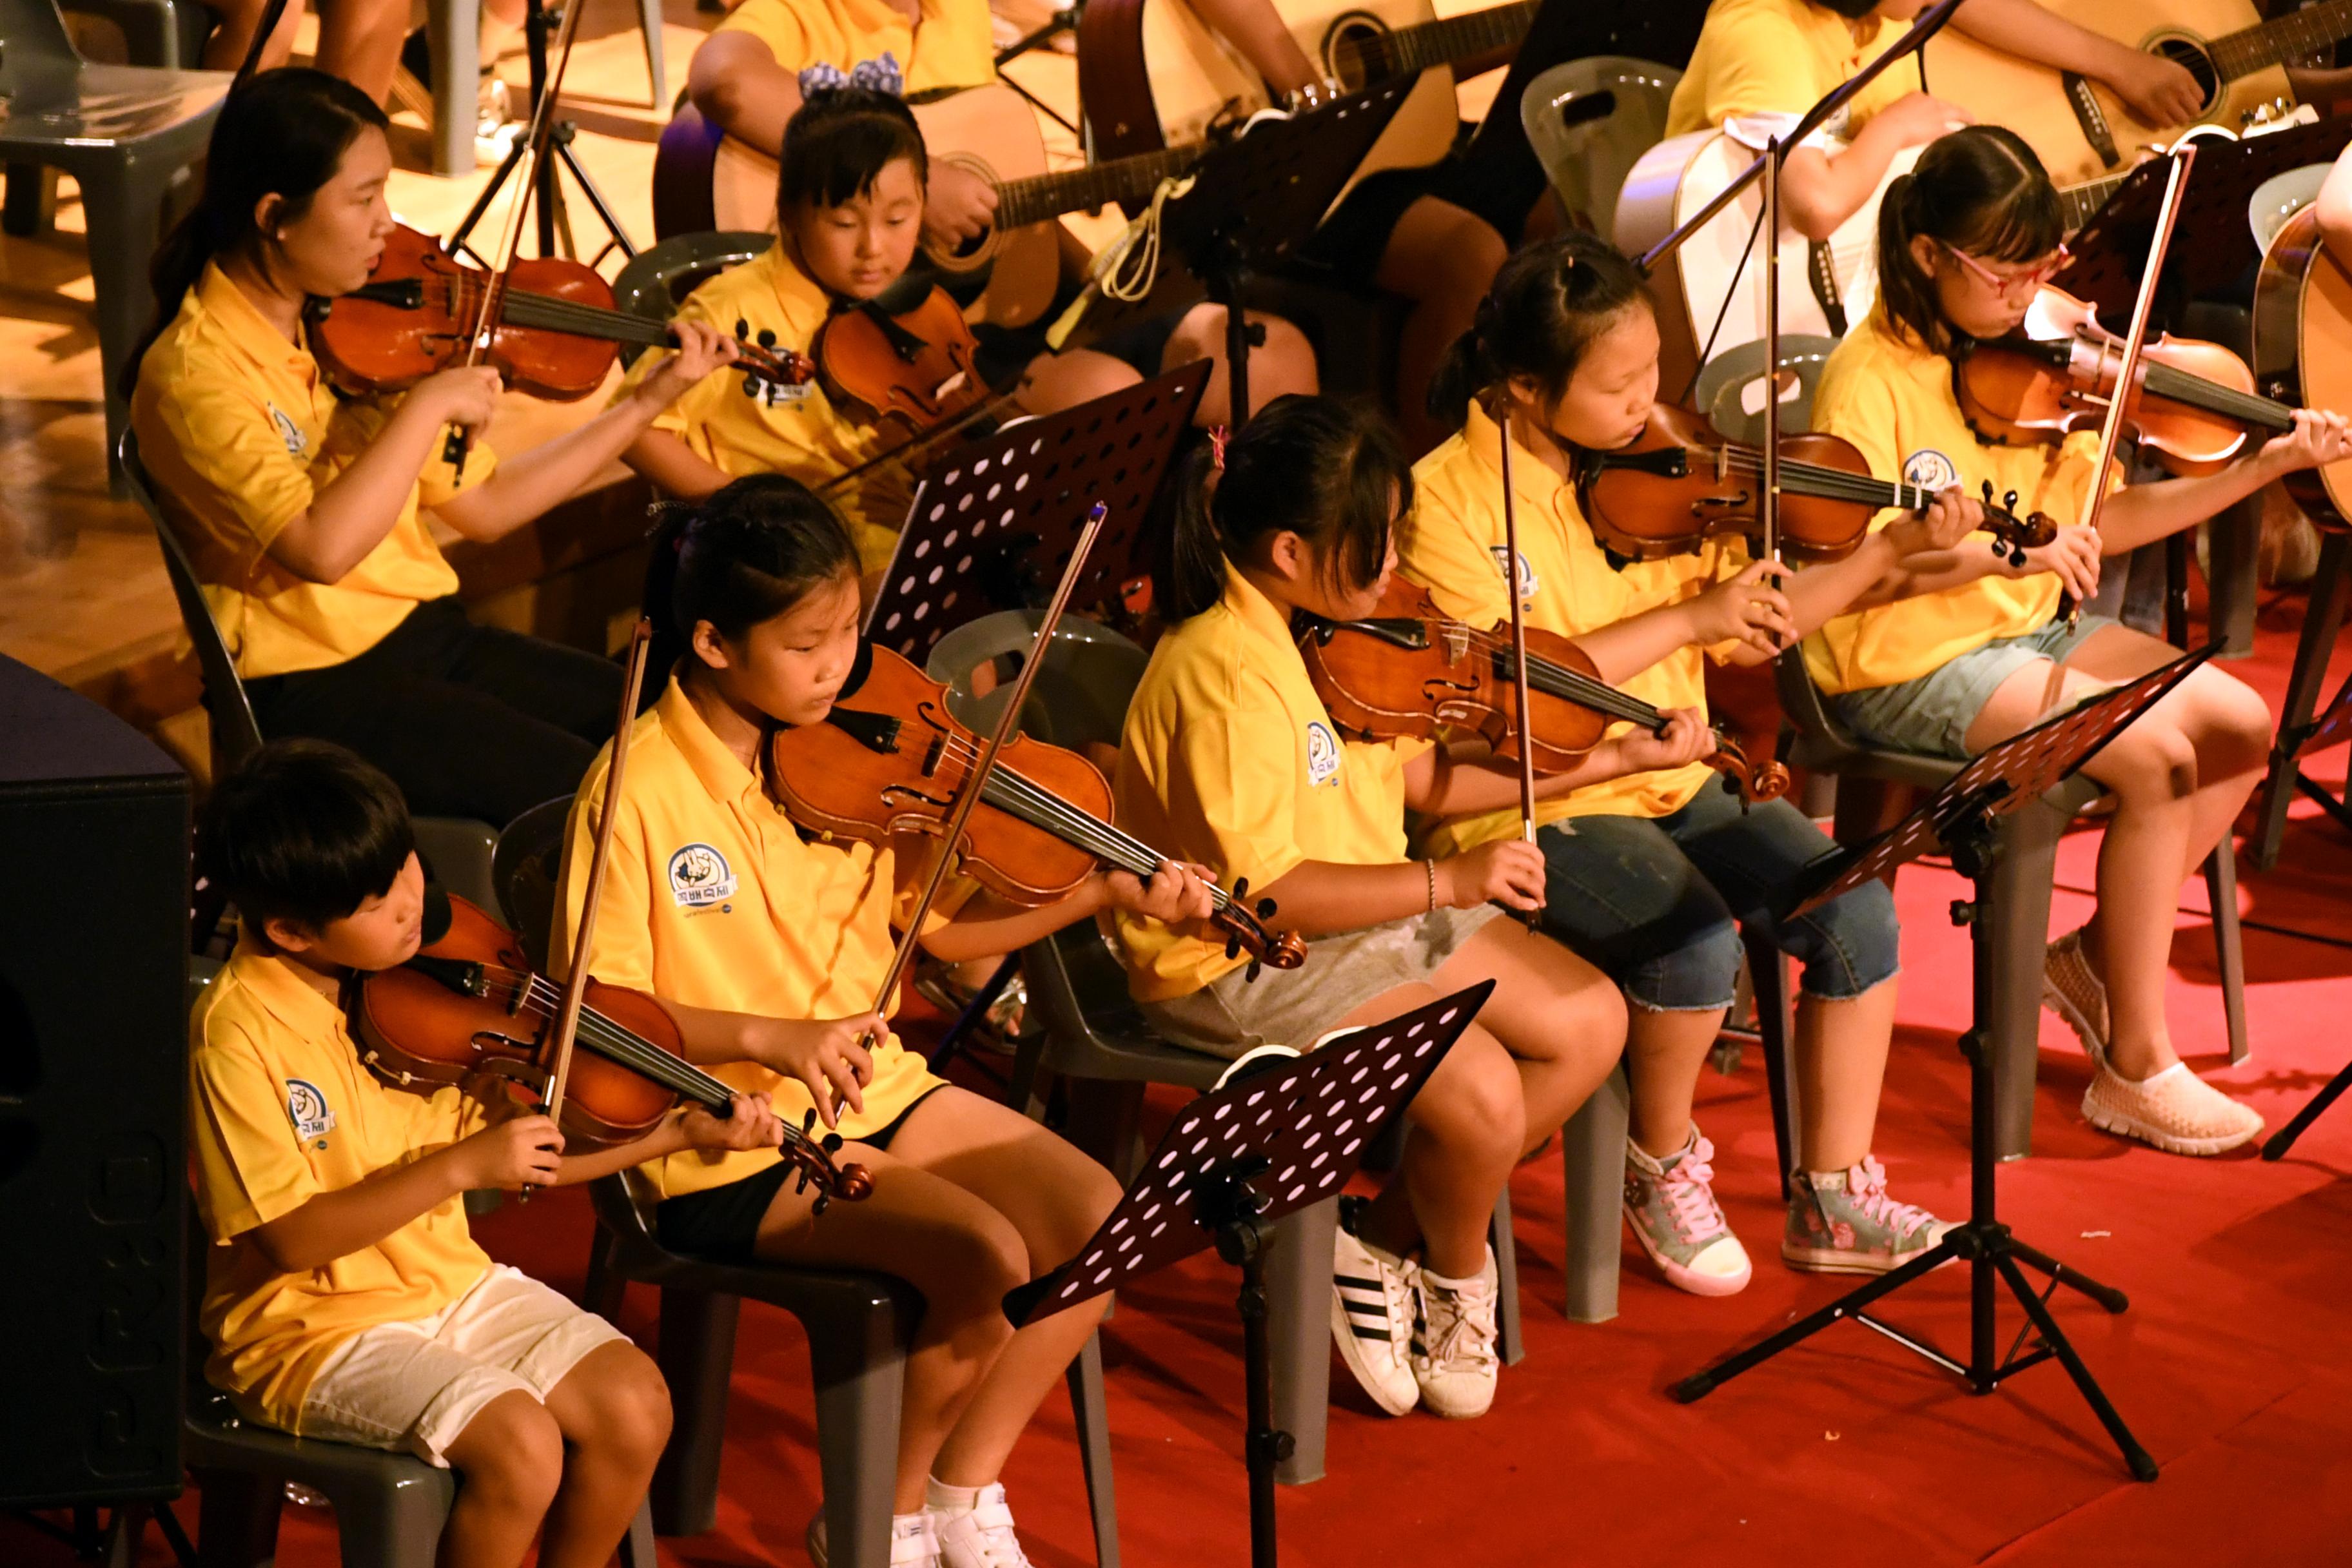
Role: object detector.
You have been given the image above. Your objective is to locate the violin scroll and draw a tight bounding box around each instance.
[1217,876,1308,979]
[1701,735,1792,808]
[790,1109,874,1215]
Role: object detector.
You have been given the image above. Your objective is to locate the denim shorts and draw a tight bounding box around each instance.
[1536,783,1898,1012]
[1830,614,2115,760]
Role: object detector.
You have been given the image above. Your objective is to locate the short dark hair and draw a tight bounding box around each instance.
[778,86,928,213]
[201,740,415,934]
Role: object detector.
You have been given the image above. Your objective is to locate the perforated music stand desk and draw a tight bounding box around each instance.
[1067,78,1413,424]
[1678,647,2220,1484]
[1004,981,1495,1568]
[2060,117,2352,324]
[864,361,1208,667]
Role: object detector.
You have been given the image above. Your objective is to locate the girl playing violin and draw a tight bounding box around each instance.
[1406,233,1979,1296]
[129,70,741,827]
[554,474,1217,1568]
[1809,126,2352,1155]
[1113,394,1690,1420]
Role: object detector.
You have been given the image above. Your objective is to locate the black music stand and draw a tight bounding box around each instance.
[1069,81,1411,425]
[865,361,1208,665]
[2059,116,2352,324]
[446,0,636,266]
[1004,981,1495,1568]
[1672,645,2223,1482]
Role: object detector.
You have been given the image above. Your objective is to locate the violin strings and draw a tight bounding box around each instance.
[2138,362,2296,431]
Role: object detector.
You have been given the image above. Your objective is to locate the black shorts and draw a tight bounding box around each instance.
[970,306,1189,391]
[653,1086,945,1261]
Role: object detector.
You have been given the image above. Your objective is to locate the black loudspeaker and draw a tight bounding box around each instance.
[0,654,190,1509]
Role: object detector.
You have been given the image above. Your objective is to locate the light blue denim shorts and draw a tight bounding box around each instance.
[1830,614,2115,760]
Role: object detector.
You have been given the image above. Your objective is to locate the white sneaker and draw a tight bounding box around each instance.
[1330,1197,1420,1416]
[931,1483,1034,1568]
[1411,1248,1500,1419]
[807,1510,941,1568]
[2082,1061,2264,1156]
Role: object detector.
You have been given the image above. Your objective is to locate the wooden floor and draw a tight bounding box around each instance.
[0,0,1500,754]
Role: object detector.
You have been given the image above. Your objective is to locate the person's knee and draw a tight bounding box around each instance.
[456,1396,565,1514]
[1019,348,1141,415]
[1413,1036,1526,1155]
[915,1211,1030,1336]
[1794,877,1899,1000]
[1624,914,1741,1013]
[2109,723,2200,803]
[2205,677,2274,773]
[1428,215,1507,300]
[580,1346,674,1469]
[1240,311,1320,401]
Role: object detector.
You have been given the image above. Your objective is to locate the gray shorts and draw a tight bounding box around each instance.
[1830,614,2115,759]
[1139,903,1504,1061]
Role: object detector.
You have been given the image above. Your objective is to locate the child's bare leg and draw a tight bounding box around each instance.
[1794,980,1897,1171]
[436,1391,563,1568]
[1623,1004,1730,1159]
[1426,918,1628,1151]
[536,1342,672,1568]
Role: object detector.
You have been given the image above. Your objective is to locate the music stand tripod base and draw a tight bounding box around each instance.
[1006,981,1496,1568]
[447,0,637,268]
[1669,651,2223,1484]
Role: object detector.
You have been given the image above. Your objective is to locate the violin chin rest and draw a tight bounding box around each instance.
[420,881,453,946]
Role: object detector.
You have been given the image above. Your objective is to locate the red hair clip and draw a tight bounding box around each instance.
[1208,424,1230,471]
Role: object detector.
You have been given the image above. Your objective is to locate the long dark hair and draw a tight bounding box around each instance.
[778,86,928,215]
[1875,126,2063,355]
[1157,395,1412,622]
[1427,231,1652,426]
[126,68,388,398]
[643,475,861,676]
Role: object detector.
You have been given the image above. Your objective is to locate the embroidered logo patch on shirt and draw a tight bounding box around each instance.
[1304,721,1342,787]
[267,402,308,458]
[1489,544,1540,602]
[1901,448,1959,494]
[286,1077,336,1142]
[747,378,814,410]
[668,842,738,907]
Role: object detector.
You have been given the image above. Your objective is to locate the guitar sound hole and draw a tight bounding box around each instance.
[2150,38,2220,112]
[1322,14,1389,92]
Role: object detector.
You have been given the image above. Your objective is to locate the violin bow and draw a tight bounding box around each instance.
[528,618,656,1198]
[1496,409,1542,930]
[859,504,1111,1067]
[231,0,292,83]
[442,0,594,474]
[2064,145,2197,632]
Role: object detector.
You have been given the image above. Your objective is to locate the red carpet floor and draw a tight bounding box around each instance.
[15,591,2352,1566]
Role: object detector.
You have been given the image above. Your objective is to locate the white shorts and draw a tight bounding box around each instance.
[297,1264,627,1467]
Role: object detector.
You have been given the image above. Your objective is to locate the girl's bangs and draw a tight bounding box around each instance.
[1963,176,2064,264]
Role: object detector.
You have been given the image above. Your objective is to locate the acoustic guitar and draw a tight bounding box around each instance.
[2251,201,2352,529]
[651,84,1195,328]
[1919,0,2352,186]
[1077,0,1537,207]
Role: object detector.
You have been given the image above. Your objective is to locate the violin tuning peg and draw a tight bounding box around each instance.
[1225,935,1242,960]
[802,1109,818,1133]
[1979,479,1995,502]
[2010,547,2028,569]
[1255,897,1277,921]
[742,375,761,398]
[2004,490,2019,511]
[734,317,751,338]
[823,1133,843,1153]
[813,1195,830,1217]
[758,329,778,349]
[1246,959,1262,983]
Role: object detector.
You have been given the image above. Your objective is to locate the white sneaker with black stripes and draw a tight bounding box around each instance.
[1331,1196,1420,1416]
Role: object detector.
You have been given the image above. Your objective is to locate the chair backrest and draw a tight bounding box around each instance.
[1519,57,1682,236]
[0,0,83,86]
[1689,335,1841,445]
[493,796,574,971]
[125,429,266,773]
[924,611,1148,752]
[609,231,776,364]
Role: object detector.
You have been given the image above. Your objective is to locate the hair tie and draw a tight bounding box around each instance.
[798,53,905,100]
[1208,424,1230,471]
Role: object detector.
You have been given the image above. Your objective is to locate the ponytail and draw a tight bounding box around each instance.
[124,68,387,399]
[1426,231,1651,428]
[1874,126,2063,356]
[1153,395,1411,622]
[643,475,861,676]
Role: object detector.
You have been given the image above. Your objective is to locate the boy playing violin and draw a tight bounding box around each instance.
[190,740,782,1568]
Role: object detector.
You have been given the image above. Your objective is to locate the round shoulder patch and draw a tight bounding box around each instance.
[667,842,738,908]
[1901,447,1959,493]
[286,1077,336,1141]
[1304,721,1343,787]
[1488,544,1540,603]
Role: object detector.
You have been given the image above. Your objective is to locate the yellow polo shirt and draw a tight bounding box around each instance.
[1113,567,1429,1001]
[130,262,497,680]
[1805,308,2112,694]
[553,674,959,1198]
[1405,403,1737,852]
[189,939,493,1433]
[714,0,996,93]
[1665,0,1923,139]
[616,245,907,573]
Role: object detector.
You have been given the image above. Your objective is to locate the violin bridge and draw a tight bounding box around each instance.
[1441,623,1469,663]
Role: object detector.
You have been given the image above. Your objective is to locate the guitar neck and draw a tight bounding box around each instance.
[2209,0,2352,83]
[2058,169,2130,232]
[994,146,1197,231]
[1336,0,1540,84]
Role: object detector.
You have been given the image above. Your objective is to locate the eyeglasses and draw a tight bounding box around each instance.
[1940,240,2070,299]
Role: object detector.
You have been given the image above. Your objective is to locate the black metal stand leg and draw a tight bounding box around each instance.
[2262,1057,2352,1161]
[1211,1210,1289,1568]
[1670,1234,1963,1402]
[2006,1236,2130,1313]
[1209,267,1262,428]
[1994,1253,2159,1481]
[928,954,1021,1073]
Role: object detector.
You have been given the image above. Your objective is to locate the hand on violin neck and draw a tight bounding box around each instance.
[2257,406,2352,479]
[1096,860,1220,928]
[679,1092,787,1153]
[453,1113,565,1191]
[628,322,744,412]
[1603,707,1716,779]
[1883,484,1986,560]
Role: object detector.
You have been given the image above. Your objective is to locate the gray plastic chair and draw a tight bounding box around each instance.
[1689,335,1841,445]
[609,229,775,362]
[57,0,208,67]
[422,0,667,177]
[1520,57,1683,237]
[1,0,229,487]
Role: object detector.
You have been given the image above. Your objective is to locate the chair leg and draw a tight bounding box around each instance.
[2248,533,2349,870]
[1743,928,1798,1200]
[616,1498,659,1568]
[427,0,482,177]
[1986,799,2068,1161]
[1064,1079,1148,1184]
[320,1469,456,1568]
[192,1466,282,1568]
[638,0,669,106]
[1558,1065,1628,1324]
[2,164,59,237]
[2204,841,2250,1066]
[582,1219,625,1322]
[1488,1185,1525,1367]
[805,1300,913,1568]
[1263,1197,1336,1486]
[650,1288,740,1536]
[1005,1028,1051,1120]
[76,153,182,490]
[1065,1331,1120,1568]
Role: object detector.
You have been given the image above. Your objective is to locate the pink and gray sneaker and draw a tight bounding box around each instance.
[1623,1127,1753,1297]
[1782,1155,1953,1275]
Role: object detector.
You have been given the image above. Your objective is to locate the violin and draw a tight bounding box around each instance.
[1298,580,1792,807]
[804,280,1020,501]
[1956,285,2300,476]
[768,640,1307,973]
[312,224,815,403]
[350,892,873,1208]
[1580,405,2059,567]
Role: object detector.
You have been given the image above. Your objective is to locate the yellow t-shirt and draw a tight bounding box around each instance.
[1805,308,2112,694]
[553,673,958,1199]
[1405,403,1738,853]
[714,0,997,93]
[1665,0,1922,139]
[615,245,906,573]
[130,262,497,680]
[1113,567,1429,1002]
[188,939,493,1432]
